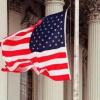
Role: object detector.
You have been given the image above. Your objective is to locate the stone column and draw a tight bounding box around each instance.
[0,0,8,100]
[87,2,100,100]
[38,0,65,100]
[8,11,22,100]
[45,0,65,16]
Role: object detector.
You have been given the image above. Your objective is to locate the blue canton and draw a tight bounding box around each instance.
[30,11,66,52]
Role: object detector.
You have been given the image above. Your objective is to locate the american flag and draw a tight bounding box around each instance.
[0,10,71,81]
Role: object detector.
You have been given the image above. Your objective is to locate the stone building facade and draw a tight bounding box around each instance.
[0,0,100,100]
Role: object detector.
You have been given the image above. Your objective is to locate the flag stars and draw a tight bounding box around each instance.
[52,20,54,23]
[46,41,48,44]
[54,29,57,31]
[39,43,42,46]
[50,27,53,30]
[34,36,36,39]
[57,25,60,28]
[41,32,44,34]
[33,44,35,47]
[57,19,60,21]
[35,29,38,32]
[32,34,34,36]
[48,37,51,40]
[40,28,42,31]
[47,21,49,23]
[60,21,63,23]
[48,24,51,27]
[49,44,52,47]
[55,36,57,39]
[58,39,61,42]
[61,42,64,44]
[38,36,41,39]
[43,25,46,27]
[36,40,38,43]
[44,28,47,30]
[46,18,48,20]
[42,21,45,24]
[32,48,34,50]
[54,23,56,26]
[45,35,47,38]
[58,32,60,34]
[61,14,64,17]
[55,43,58,46]
[30,11,65,52]
[37,32,39,35]
[55,16,58,18]
[42,39,44,42]
[60,35,63,38]
[43,46,45,48]
[50,17,53,19]
[52,40,55,43]
[60,28,63,30]
[48,31,50,33]
[51,33,54,35]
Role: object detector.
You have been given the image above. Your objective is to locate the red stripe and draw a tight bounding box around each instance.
[50,75,70,81]
[5,52,67,66]
[15,28,34,36]
[1,68,9,71]
[2,28,33,41]
[3,49,31,57]
[38,63,68,71]
[1,20,42,47]
[32,52,67,63]
[7,61,32,68]
[16,62,32,68]
[13,62,33,72]
[16,30,32,36]
[3,38,30,46]
[6,58,33,66]
[41,70,70,81]
[15,26,35,36]
[1,67,24,73]
[3,61,33,72]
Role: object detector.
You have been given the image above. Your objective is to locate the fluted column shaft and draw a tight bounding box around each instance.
[45,0,64,16]
[0,0,7,100]
[38,0,65,100]
[87,11,100,100]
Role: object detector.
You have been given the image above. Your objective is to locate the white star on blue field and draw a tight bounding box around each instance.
[30,11,66,52]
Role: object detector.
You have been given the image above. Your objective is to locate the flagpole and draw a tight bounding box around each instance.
[73,0,79,99]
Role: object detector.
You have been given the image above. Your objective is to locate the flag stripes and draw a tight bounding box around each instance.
[3,38,30,46]
[1,12,71,81]
[2,49,31,56]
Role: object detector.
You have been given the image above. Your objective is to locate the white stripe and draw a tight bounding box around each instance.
[5,47,66,62]
[31,67,40,75]
[9,32,32,41]
[1,27,33,43]
[34,58,68,68]
[7,60,31,71]
[20,64,34,72]
[48,69,70,76]
[17,27,33,33]
[12,64,34,72]
[2,43,29,51]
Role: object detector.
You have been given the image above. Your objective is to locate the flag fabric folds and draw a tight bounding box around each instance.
[0,10,71,81]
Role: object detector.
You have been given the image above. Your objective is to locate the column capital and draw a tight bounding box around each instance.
[45,0,65,5]
[88,0,100,21]
[45,0,65,16]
